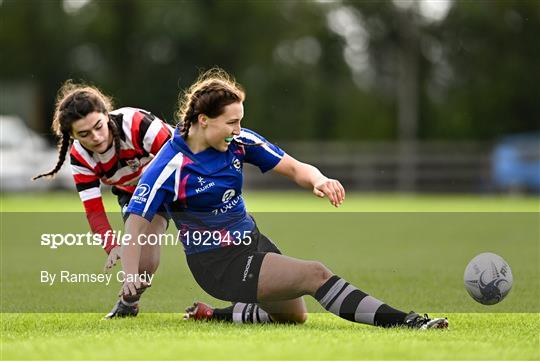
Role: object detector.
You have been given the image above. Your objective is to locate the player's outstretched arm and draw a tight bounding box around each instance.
[103,246,122,273]
[120,214,151,297]
[273,154,345,207]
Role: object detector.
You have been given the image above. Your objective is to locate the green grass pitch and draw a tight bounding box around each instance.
[1,191,539,360]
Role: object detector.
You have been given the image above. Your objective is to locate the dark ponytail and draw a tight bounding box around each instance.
[33,132,71,180]
[179,95,199,139]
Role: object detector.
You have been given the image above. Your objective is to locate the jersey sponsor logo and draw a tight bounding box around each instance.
[222,189,236,203]
[195,176,216,194]
[195,181,215,194]
[242,255,254,282]
[212,194,241,215]
[132,184,150,203]
[126,159,141,171]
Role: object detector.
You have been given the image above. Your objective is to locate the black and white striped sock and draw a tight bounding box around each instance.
[314,275,407,327]
[232,302,273,323]
[213,303,273,324]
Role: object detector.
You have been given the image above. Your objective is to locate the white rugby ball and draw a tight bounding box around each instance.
[464,252,513,305]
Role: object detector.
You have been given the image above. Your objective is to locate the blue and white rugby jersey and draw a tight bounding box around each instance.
[126,127,285,254]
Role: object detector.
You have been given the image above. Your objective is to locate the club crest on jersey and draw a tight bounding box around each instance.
[126,159,141,171]
[132,184,150,203]
[222,189,236,203]
[232,158,242,172]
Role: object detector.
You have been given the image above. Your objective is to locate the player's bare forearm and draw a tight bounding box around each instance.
[273,154,326,189]
[122,214,149,276]
[293,162,327,189]
[273,154,344,206]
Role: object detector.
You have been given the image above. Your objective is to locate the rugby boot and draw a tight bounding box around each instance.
[404,312,448,329]
[104,299,139,319]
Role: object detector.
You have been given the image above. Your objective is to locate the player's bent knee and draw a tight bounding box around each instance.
[309,261,333,284]
[294,312,308,324]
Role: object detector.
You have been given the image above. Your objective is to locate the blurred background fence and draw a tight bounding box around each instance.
[244,140,493,192]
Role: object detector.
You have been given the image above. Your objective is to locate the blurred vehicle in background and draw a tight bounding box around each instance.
[492,133,540,193]
[0,115,73,191]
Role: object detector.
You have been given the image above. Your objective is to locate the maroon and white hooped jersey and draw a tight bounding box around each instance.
[69,107,173,252]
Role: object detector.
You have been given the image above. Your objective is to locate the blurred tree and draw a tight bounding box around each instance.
[432,0,540,139]
[0,0,538,141]
[344,0,540,140]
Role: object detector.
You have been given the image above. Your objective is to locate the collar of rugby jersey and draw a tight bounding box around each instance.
[170,127,238,174]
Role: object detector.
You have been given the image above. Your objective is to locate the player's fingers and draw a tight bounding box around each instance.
[313,188,325,198]
[328,180,344,205]
[118,284,130,297]
[133,280,142,292]
[330,181,343,205]
[134,282,150,296]
[337,181,345,202]
[330,183,341,203]
[323,190,336,206]
[123,282,137,296]
[129,284,138,296]
[323,184,338,206]
[103,259,113,273]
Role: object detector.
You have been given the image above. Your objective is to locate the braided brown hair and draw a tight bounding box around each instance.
[176,68,246,140]
[33,80,115,180]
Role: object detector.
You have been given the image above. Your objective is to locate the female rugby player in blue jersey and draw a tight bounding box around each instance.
[120,68,448,329]
[34,81,172,318]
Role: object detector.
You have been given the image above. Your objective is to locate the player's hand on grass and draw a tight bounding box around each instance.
[313,178,345,207]
[119,279,151,298]
[103,246,122,273]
